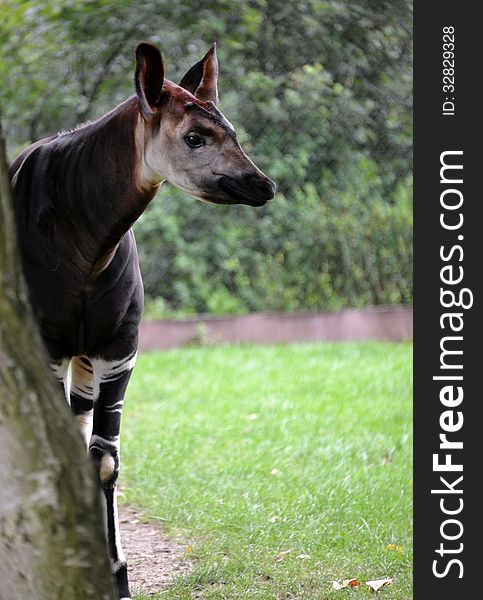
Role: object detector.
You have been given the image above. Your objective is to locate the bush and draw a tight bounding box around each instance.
[135,167,412,316]
[2,0,413,316]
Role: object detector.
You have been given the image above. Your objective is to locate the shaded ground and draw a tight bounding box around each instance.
[120,506,191,596]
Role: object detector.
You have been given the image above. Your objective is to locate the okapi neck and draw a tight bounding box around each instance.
[53,97,157,270]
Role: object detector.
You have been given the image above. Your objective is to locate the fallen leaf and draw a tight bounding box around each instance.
[386,543,402,553]
[275,548,293,562]
[382,453,393,465]
[365,577,394,592]
[332,578,360,590]
[186,545,193,553]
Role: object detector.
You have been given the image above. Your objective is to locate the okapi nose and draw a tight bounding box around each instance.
[247,174,277,200]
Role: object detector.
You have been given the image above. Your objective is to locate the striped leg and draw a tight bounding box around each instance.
[70,356,96,447]
[89,352,137,600]
[49,358,71,402]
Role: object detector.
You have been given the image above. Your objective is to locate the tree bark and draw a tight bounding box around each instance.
[0,117,116,600]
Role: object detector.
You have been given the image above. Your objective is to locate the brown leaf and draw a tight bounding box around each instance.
[382,452,393,465]
[332,578,360,590]
[365,577,394,592]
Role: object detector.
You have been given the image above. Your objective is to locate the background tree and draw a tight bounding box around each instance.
[0,118,115,600]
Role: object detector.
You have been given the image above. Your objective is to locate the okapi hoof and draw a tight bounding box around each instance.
[115,561,131,599]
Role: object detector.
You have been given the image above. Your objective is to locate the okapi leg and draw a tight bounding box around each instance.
[48,358,71,402]
[70,355,96,447]
[90,352,137,600]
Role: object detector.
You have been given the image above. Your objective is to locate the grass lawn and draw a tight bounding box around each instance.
[121,342,412,599]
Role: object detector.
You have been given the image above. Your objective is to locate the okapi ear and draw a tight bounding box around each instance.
[179,43,219,105]
[135,42,165,119]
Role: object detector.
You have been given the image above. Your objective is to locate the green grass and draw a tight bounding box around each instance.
[121,342,412,599]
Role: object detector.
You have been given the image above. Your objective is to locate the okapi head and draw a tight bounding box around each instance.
[134,42,276,207]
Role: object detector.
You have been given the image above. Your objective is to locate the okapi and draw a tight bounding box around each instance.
[10,42,275,599]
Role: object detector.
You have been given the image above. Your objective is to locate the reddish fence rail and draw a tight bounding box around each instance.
[139,305,412,351]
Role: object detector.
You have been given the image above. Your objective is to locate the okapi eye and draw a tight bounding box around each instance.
[184,133,205,148]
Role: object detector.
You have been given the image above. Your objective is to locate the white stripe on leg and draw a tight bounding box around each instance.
[92,351,138,383]
[75,410,94,447]
[112,487,126,569]
[48,358,71,403]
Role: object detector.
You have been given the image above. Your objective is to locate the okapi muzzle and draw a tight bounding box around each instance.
[217,172,277,207]
[9,41,275,600]
[135,42,276,206]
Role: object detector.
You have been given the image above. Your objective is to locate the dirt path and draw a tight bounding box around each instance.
[119,506,191,596]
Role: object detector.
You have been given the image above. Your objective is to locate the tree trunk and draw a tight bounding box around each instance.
[0,117,116,600]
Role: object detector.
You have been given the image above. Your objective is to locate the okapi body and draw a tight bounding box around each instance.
[10,42,275,599]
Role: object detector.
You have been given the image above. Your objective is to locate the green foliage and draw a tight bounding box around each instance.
[0,0,413,314]
[136,171,412,314]
[123,342,413,598]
